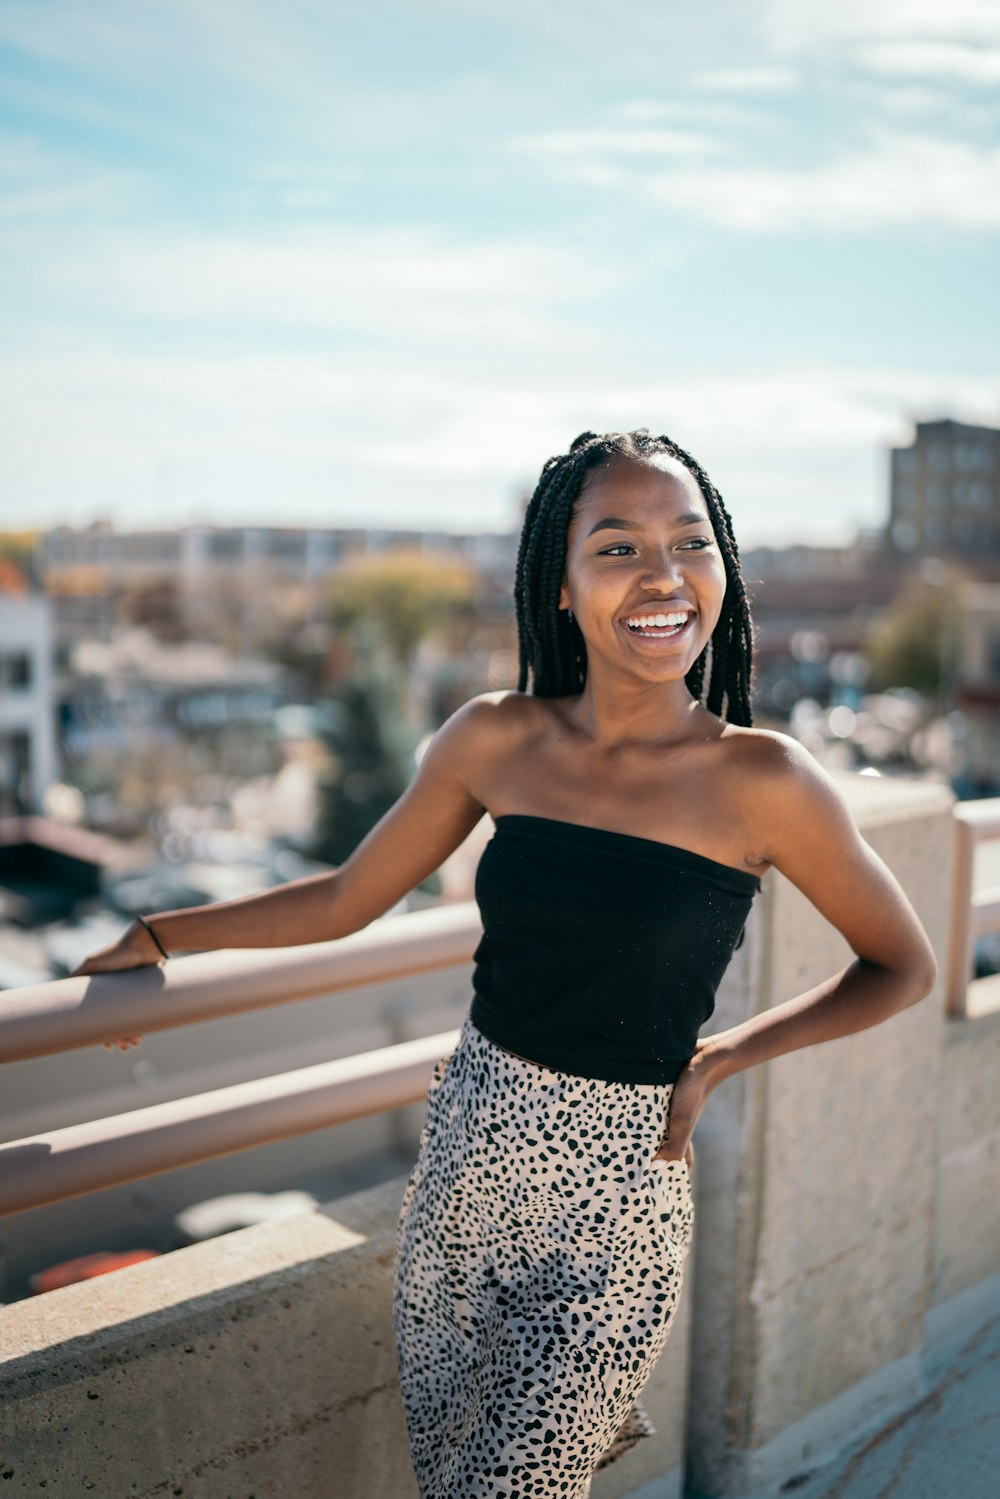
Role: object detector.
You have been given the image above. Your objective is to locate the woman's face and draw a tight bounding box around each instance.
[558,452,727,684]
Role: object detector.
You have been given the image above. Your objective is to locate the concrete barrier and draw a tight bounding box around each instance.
[0,1176,692,1498]
[685,776,964,1496]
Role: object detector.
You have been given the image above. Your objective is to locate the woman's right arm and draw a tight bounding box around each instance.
[71,693,499,977]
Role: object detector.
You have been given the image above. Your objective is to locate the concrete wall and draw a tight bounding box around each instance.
[685,776,966,1497]
[0,1175,692,1499]
[3,775,1000,1498]
[931,1005,1000,1306]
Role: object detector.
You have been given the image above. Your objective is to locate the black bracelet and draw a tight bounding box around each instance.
[136,914,169,961]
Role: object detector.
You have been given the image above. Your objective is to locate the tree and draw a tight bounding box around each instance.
[328,547,476,718]
[863,566,966,699]
[310,548,475,877]
[308,651,416,870]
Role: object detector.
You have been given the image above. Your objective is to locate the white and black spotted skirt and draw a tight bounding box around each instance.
[392,1014,694,1498]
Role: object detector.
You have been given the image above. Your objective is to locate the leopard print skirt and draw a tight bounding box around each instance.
[392,1014,694,1498]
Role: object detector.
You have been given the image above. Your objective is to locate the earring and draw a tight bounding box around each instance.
[566,607,574,623]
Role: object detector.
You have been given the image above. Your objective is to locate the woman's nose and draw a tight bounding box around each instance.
[639,547,684,586]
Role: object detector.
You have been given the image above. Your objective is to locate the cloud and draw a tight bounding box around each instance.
[694,65,797,93]
[510,127,718,159]
[606,98,771,129]
[507,110,1000,233]
[0,130,142,220]
[2,348,996,542]
[856,41,1000,85]
[6,222,622,344]
[761,0,1000,51]
[641,131,1000,231]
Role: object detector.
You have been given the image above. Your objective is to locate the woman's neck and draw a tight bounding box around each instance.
[561,675,708,753]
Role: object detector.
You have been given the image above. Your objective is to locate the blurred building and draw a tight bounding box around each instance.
[741,539,905,717]
[0,592,58,816]
[36,523,518,661]
[953,582,1000,796]
[885,418,1000,562]
[58,629,290,834]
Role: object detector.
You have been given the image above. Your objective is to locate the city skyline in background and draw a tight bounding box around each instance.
[2,0,999,544]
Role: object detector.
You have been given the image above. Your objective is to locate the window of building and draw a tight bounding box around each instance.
[0,729,31,815]
[927,480,949,509]
[267,532,307,559]
[926,444,952,474]
[894,449,919,476]
[209,532,244,559]
[0,653,32,690]
[989,631,1000,678]
[895,483,916,510]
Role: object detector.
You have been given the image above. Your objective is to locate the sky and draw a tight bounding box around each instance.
[1,0,999,545]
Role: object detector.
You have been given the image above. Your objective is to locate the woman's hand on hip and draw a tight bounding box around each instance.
[652,1042,717,1166]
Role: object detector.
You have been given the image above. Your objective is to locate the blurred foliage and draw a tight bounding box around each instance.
[864,567,966,696]
[327,546,476,673]
[309,642,416,871]
[311,551,473,888]
[0,531,41,590]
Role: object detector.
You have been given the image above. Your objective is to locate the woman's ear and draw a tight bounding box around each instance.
[558,577,569,611]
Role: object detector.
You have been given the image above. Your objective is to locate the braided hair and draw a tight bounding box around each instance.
[514,428,755,725]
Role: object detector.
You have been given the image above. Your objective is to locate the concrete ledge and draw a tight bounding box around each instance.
[925,1266,1000,1363]
[0,1173,693,1498]
[0,1179,418,1498]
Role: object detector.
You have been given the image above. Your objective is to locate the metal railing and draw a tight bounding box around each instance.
[3,793,999,1218]
[0,902,481,1217]
[947,798,1000,1017]
[0,902,479,1062]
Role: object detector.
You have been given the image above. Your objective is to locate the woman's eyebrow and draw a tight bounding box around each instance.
[586,511,709,537]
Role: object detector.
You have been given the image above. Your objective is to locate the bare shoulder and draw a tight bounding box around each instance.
[716,722,936,985]
[442,688,539,744]
[714,723,861,860]
[722,719,843,799]
[719,723,868,865]
[425,689,538,790]
[717,722,805,776]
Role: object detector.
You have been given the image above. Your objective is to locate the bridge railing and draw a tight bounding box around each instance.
[0,902,480,1216]
[947,798,1000,1017]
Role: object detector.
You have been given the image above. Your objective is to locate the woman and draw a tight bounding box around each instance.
[73,429,938,1497]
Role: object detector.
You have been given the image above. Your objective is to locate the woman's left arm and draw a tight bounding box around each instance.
[659,735,938,1160]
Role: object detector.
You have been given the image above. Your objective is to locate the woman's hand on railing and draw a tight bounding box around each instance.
[69,919,166,1050]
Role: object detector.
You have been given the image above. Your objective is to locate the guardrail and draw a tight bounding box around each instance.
[0,1028,461,1217]
[0,902,480,1062]
[3,793,998,1220]
[0,902,481,1217]
[947,799,1000,1017]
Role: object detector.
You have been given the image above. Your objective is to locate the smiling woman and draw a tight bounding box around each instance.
[71,428,937,1499]
[514,430,755,725]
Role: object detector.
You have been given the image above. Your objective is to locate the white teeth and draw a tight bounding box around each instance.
[625,611,691,630]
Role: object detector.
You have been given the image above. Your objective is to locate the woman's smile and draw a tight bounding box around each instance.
[618,607,698,647]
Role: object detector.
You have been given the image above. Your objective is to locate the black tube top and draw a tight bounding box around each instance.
[468,814,762,1085]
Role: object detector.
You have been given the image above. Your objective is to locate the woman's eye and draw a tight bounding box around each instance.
[600,538,713,556]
